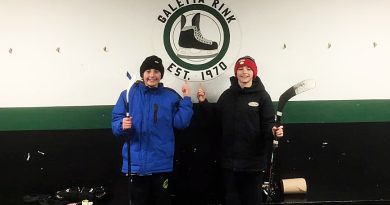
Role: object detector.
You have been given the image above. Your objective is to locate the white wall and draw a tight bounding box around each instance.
[1,0,390,107]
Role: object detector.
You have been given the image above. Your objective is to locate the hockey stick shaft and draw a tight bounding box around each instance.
[125,72,135,205]
[126,72,136,116]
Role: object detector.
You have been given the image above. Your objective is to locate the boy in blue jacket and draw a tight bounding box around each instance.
[112,55,193,205]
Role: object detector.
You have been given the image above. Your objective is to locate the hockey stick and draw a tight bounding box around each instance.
[125,71,135,205]
[265,79,316,202]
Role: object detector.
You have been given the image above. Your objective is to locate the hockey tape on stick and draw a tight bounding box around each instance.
[126,72,136,117]
[275,79,316,125]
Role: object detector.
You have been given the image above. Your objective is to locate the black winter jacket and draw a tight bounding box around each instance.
[217,76,275,172]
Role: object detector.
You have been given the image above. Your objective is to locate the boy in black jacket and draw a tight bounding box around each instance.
[197,56,283,205]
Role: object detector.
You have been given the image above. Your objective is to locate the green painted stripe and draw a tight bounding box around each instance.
[0,105,113,131]
[280,99,390,124]
[1,100,389,131]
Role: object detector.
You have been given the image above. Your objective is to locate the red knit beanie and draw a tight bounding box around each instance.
[234,56,257,79]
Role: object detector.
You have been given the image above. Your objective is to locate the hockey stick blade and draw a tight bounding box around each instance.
[276,79,316,124]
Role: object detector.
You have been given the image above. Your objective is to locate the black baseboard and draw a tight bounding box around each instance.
[1,122,390,204]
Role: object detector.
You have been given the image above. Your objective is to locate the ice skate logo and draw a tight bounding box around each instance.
[177,13,219,59]
[153,2,241,81]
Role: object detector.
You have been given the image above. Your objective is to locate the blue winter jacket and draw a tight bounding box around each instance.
[112,82,193,175]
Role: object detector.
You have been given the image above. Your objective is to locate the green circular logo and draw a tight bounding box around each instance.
[153,1,241,81]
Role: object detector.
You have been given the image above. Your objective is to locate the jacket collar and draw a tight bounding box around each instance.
[139,81,164,93]
[229,76,265,94]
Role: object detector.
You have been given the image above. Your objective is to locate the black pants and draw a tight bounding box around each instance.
[128,173,171,205]
[223,169,264,205]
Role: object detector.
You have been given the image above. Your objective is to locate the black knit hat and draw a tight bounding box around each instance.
[140,55,164,79]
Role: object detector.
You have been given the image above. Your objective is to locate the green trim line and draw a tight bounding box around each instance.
[0,105,113,131]
[277,99,390,124]
[1,100,390,131]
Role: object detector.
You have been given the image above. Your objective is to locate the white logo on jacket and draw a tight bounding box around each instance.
[248,102,259,107]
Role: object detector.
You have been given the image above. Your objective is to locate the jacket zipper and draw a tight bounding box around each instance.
[154,104,158,124]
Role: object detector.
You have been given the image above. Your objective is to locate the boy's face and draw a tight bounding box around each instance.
[236,66,253,84]
[143,68,161,88]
